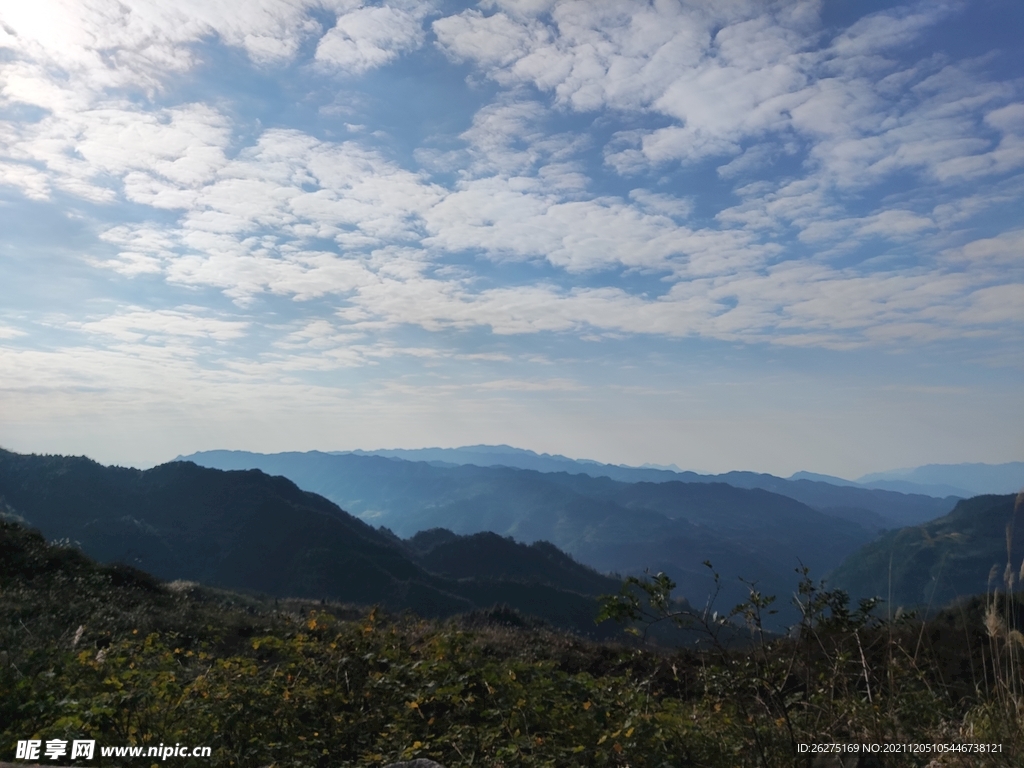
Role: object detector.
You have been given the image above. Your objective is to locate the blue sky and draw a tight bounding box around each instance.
[0,0,1021,476]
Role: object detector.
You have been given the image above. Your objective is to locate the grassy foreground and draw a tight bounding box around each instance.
[2,518,1022,767]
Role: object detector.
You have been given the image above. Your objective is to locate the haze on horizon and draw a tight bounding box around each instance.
[1,0,1022,478]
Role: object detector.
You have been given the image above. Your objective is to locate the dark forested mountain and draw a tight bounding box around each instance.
[0,449,620,636]
[179,450,879,620]
[829,493,1023,609]
[404,529,622,598]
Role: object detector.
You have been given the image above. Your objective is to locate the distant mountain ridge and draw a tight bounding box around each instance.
[856,462,1024,497]
[335,445,1019,498]
[184,448,956,530]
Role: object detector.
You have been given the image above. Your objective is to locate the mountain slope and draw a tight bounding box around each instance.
[0,449,620,635]
[829,493,1023,609]
[406,529,622,597]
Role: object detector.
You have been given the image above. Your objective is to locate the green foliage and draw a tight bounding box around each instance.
[4,517,1024,767]
[830,493,1022,608]
[597,563,1024,766]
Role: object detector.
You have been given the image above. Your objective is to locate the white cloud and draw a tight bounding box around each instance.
[67,111,1019,354]
[434,9,549,69]
[434,0,1020,200]
[0,0,323,95]
[435,0,818,160]
[316,5,426,74]
[939,230,1024,267]
[830,2,959,57]
[0,1,436,203]
[77,307,250,344]
[1,0,1020,369]
[421,175,768,274]
[2,102,232,204]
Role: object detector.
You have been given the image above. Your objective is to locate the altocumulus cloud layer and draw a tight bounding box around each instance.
[0,0,1021,473]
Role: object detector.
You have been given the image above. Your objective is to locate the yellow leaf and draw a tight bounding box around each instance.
[597,735,607,745]
[583,701,592,710]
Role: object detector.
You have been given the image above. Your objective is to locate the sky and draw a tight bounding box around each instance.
[0,0,1021,478]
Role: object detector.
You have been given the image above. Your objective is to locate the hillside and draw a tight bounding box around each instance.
[0,449,619,636]
[3,515,1021,767]
[829,493,1023,608]
[405,529,622,597]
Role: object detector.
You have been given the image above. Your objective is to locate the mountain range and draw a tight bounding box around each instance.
[0,448,623,637]
[338,445,1016,503]
[5,444,1019,638]
[185,448,958,530]
[178,449,921,622]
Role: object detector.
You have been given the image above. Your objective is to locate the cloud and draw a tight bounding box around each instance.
[435,0,818,158]
[2,102,232,204]
[62,108,1020,355]
[1,0,1020,370]
[0,2,435,203]
[316,5,427,74]
[1,0,433,88]
[830,1,960,57]
[0,0,324,95]
[434,0,1020,199]
[939,230,1024,267]
[477,377,581,391]
[77,307,250,344]
[434,8,550,69]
